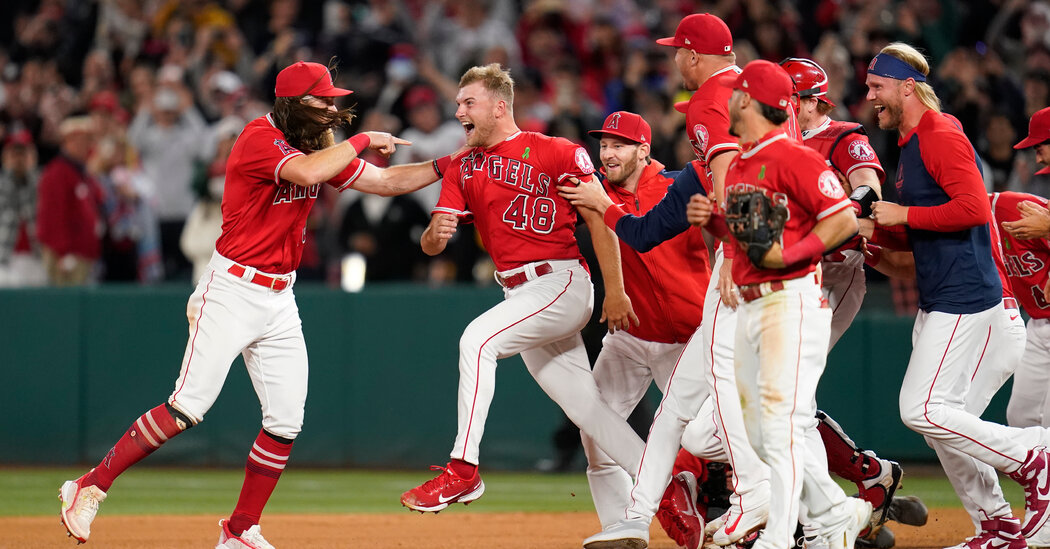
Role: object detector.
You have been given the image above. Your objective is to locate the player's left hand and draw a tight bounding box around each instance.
[718,256,739,309]
[871,201,908,227]
[558,177,614,214]
[1002,200,1050,240]
[686,194,714,226]
[365,131,412,157]
[600,291,640,333]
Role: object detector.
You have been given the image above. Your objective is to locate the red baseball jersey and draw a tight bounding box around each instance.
[602,160,710,344]
[991,191,1050,319]
[726,130,851,286]
[684,65,741,181]
[216,114,365,273]
[802,119,885,183]
[433,131,591,271]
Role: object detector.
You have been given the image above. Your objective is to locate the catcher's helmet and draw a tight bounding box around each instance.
[779,58,834,107]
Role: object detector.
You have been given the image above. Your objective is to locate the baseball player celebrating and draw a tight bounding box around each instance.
[865,42,1050,548]
[716,59,871,549]
[1002,106,1050,241]
[576,111,712,547]
[59,61,444,548]
[781,57,928,544]
[399,63,649,514]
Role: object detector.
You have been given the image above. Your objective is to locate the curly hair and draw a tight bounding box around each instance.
[272,96,355,152]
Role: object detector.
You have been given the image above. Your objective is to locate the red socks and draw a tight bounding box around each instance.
[449,458,477,478]
[818,417,881,487]
[228,430,293,536]
[88,404,186,492]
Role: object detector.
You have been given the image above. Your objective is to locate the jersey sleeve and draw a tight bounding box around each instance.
[325,157,366,191]
[551,138,597,183]
[240,128,305,185]
[831,135,885,182]
[433,157,473,222]
[906,124,991,231]
[788,151,852,221]
[688,99,738,162]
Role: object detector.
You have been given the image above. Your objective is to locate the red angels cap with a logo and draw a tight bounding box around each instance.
[1016,106,1050,151]
[588,111,652,144]
[275,61,353,97]
[655,13,733,55]
[733,60,794,111]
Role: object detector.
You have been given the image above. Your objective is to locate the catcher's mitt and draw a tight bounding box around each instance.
[725,191,788,268]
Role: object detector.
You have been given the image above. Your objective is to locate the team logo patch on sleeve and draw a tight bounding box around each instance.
[693,124,709,155]
[847,140,876,162]
[574,147,595,174]
[817,170,846,198]
[273,139,297,155]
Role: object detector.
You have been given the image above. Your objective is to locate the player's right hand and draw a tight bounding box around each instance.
[364,131,412,157]
[557,177,614,214]
[686,194,714,226]
[1001,200,1050,240]
[429,213,458,242]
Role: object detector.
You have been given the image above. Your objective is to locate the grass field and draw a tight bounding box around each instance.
[0,465,1013,517]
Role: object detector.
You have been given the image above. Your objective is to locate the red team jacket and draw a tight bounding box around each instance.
[726,130,852,286]
[36,154,104,259]
[216,114,366,274]
[992,191,1050,319]
[433,131,593,272]
[601,160,710,344]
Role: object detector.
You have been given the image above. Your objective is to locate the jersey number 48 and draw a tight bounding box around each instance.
[503,194,556,234]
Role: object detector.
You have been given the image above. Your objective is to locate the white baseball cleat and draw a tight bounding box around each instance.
[710,498,770,546]
[1028,517,1050,548]
[583,518,650,549]
[216,519,275,549]
[821,498,873,549]
[59,472,107,544]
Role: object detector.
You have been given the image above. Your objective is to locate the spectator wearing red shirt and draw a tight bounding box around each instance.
[36,116,103,286]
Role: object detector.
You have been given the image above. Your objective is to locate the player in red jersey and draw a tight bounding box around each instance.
[399,63,646,514]
[58,61,444,548]
[714,59,870,549]
[1002,107,1050,240]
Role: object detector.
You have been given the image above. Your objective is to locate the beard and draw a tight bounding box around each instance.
[464,111,498,148]
[876,100,903,130]
[605,158,640,187]
[729,109,742,138]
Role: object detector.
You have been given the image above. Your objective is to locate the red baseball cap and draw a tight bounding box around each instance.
[588,111,652,144]
[275,61,352,97]
[655,13,732,55]
[1015,106,1050,150]
[404,85,438,111]
[673,100,689,113]
[733,60,794,111]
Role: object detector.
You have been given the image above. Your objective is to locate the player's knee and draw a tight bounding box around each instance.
[164,403,197,431]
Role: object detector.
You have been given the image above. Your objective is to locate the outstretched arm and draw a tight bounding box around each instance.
[280,131,411,187]
[577,184,639,333]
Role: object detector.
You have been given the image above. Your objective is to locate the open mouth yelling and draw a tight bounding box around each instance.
[463,121,475,139]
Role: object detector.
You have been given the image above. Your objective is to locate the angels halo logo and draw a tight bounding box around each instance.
[848,140,876,162]
[574,147,595,174]
[817,170,846,199]
[693,124,710,154]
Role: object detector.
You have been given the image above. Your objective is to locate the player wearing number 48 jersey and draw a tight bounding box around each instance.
[400,63,649,513]
[59,60,444,548]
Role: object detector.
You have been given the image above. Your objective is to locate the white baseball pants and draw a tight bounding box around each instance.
[735,274,853,549]
[899,306,1031,480]
[1008,317,1050,428]
[450,260,645,472]
[821,254,866,350]
[932,300,1028,526]
[168,252,308,440]
[583,331,683,527]
[625,248,767,523]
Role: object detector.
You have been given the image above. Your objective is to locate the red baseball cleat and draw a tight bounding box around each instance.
[656,471,704,549]
[400,463,485,512]
[1009,447,1050,537]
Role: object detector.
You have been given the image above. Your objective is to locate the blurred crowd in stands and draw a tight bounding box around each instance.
[1,0,1048,299]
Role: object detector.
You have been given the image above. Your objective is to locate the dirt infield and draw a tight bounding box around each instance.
[6,509,975,549]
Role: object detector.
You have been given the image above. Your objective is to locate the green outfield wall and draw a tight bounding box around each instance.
[0,284,1010,469]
